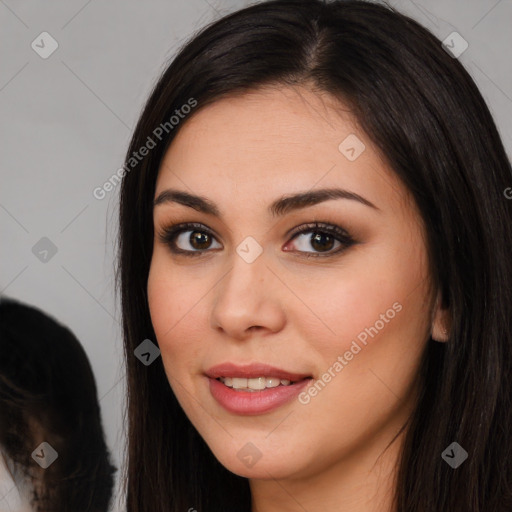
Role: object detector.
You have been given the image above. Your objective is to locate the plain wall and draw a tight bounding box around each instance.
[1,0,511,510]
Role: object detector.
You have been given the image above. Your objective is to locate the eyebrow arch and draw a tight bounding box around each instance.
[153,187,379,218]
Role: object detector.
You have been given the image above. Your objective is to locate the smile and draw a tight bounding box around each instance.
[217,376,297,390]
[205,362,312,415]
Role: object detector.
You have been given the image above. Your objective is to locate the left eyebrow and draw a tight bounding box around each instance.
[153,187,380,219]
[269,187,379,216]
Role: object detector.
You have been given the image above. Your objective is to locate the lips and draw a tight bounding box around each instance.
[205,362,312,415]
[205,362,311,382]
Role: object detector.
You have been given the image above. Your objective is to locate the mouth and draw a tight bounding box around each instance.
[205,362,313,415]
[215,376,307,391]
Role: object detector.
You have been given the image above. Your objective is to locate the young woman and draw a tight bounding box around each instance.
[115,1,512,510]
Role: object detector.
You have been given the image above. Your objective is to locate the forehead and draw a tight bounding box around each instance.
[160,86,360,169]
[154,85,412,219]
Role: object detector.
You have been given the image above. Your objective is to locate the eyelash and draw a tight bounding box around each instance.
[157,221,356,258]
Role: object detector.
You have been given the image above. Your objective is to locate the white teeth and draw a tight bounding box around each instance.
[247,377,266,390]
[219,376,295,390]
[266,377,281,388]
[232,377,248,389]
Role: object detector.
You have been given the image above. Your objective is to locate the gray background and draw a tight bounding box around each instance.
[1,0,511,510]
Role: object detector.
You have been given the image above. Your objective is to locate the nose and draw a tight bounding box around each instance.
[209,250,286,340]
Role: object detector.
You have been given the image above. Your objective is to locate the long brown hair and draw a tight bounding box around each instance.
[116,1,512,510]
[0,296,117,511]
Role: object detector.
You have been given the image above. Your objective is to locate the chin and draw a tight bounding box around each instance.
[209,446,303,480]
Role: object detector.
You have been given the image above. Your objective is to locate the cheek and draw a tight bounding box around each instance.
[147,247,202,333]
[296,255,423,347]
[147,254,204,370]
[290,236,431,381]
[147,259,219,433]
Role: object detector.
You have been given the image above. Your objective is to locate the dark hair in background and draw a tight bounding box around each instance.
[0,296,117,512]
[115,0,512,510]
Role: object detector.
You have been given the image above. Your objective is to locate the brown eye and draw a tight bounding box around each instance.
[310,232,336,252]
[285,222,355,258]
[157,222,221,256]
[188,231,212,250]
[158,221,355,258]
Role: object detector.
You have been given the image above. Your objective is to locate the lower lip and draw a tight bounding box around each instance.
[207,377,311,415]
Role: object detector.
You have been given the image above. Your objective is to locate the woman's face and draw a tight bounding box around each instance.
[147,86,442,481]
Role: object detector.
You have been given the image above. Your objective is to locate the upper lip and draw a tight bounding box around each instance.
[205,362,311,382]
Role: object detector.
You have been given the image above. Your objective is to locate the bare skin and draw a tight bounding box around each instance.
[147,84,450,512]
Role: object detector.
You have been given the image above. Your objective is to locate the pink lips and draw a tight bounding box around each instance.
[205,362,312,415]
[205,362,310,382]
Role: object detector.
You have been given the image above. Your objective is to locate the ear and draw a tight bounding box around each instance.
[431,288,451,342]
